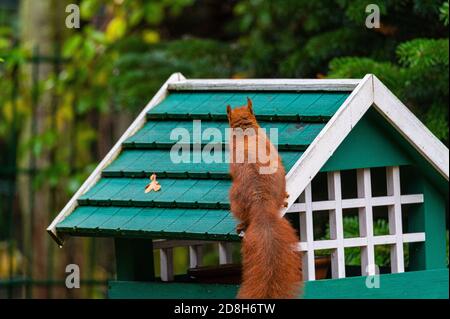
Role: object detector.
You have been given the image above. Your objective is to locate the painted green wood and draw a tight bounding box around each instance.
[100,207,143,230]
[56,206,240,240]
[123,121,324,151]
[78,178,234,209]
[321,110,412,172]
[332,108,448,195]
[207,216,237,235]
[304,268,449,299]
[75,206,121,230]
[56,206,99,229]
[107,269,449,299]
[108,281,239,299]
[103,149,303,178]
[402,166,448,270]
[147,92,349,121]
[115,238,154,281]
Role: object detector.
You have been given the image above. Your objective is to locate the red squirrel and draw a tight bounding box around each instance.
[227,98,302,299]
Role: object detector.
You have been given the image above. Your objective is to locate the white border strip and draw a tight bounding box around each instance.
[283,73,448,216]
[282,74,374,215]
[286,194,424,213]
[373,76,449,180]
[46,73,186,245]
[168,79,361,91]
[296,232,425,252]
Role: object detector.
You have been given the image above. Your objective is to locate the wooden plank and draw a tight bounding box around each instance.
[304,268,449,299]
[153,239,215,250]
[108,269,449,299]
[78,178,230,208]
[47,72,186,245]
[168,79,360,91]
[76,206,121,230]
[208,216,238,235]
[108,281,240,299]
[120,208,165,231]
[123,120,325,150]
[103,149,304,178]
[148,91,349,120]
[143,209,195,232]
[55,206,99,229]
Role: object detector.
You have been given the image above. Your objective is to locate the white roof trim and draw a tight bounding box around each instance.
[282,74,374,214]
[46,72,186,245]
[282,74,449,216]
[372,76,449,179]
[168,79,360,91]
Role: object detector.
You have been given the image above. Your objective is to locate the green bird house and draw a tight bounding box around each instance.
[48,74,449,299]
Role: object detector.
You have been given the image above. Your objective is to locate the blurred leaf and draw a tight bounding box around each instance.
[144,2,164,25]
[63,34,82,57]
[80,0,100,19]
[106,16,127,42]
[441,1,449,25]
[0,37,9,50]
[129,8,145,26]
[142,30,160,44]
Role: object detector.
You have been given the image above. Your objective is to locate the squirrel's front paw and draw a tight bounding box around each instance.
[236,222,246,234]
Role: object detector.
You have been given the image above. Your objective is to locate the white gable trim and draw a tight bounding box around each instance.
[168,79,360,91]
[282,74,449,216]
[282,74,374,214]
[46,73,186,245]
[372,76,449,179]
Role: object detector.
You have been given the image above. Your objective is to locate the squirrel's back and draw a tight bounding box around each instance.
[226,98,302,299]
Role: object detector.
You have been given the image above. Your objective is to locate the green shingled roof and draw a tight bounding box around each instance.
[56,90,350,241]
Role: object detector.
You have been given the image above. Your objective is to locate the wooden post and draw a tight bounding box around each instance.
[386,166,405,273]
[357,168,376,276]
[189,245,203,268]
[218,242,233,264]
[300,183,315,281]
[327,171,345,279]
[160,248,174,281]
[114,238,154,281]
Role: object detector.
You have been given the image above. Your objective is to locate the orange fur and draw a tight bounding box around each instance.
[227,98,302,299]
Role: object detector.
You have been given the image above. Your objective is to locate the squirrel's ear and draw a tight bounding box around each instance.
[226,105,232,121]
[247,97,253,114]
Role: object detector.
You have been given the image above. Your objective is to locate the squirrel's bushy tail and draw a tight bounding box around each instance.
[237,202,302,299]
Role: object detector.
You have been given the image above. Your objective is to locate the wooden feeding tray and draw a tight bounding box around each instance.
[187,256,330,285]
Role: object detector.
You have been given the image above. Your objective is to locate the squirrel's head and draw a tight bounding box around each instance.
[226,97,257,128]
